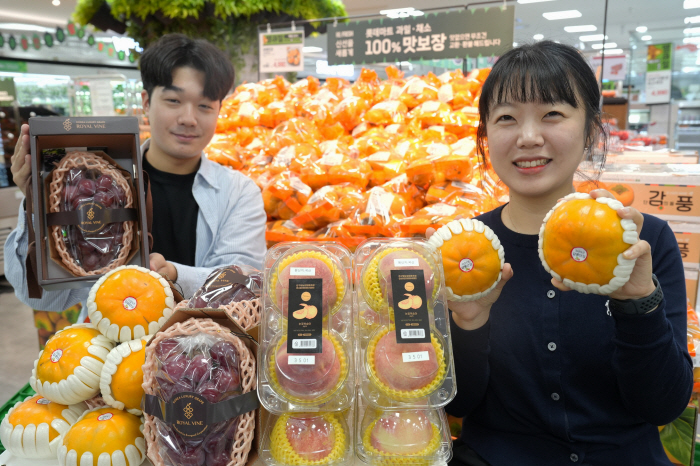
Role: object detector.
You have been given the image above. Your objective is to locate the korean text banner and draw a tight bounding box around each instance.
[327,6,514,65]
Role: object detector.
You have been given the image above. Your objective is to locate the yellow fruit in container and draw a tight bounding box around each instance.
[87,265,175,342]
[0,395,87,459]
[99,336,150,416]
[30,323,114,405]
[269,412,348,465]
[427,218,505,302]
[57,407,145,466]
[538,193,638,294]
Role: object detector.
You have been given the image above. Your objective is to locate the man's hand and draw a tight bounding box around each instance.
[10,124,31,196]
[150,253,178,282]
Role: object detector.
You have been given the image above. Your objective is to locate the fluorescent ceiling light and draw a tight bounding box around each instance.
[579,34,608,41]
[641,35,652,41]
[686,15,700,23]
[564,25,597,32]
[0,23,56,33]
[517,0,557,3]
[513,42,519,47]
[600,48,624,55]
[636,26,648,33]
[303,46,323,53]
[533,34,544,40]
[543,10,582,20]
[591,42,618,49]
[52,0,60,5]
[379,7,424,18]
[685,27,700,34]
[684,0,700,8]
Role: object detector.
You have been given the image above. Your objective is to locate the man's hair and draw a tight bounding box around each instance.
[139,34,234,102]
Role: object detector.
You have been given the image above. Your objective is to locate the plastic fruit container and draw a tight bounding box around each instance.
[355,239,455,409]
[261,410,353,466]
[259,242,354,413]
[355,404,452,465]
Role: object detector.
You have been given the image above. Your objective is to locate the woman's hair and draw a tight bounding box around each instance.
[139,33,234,102]
[476,41,606,170]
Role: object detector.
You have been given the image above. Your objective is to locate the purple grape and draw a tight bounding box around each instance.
[185,354,212,383]
[94,190,115,208]
[179,446,205,466]
[157,339,181,361]
[97,174,113,191]
[114,187,126,204]
[198,381,221,403]
[206,449,231,466]
[209,341,237,368]
[78,241,94,255]
[162,354,189,381]
[190,296,207,309]
[210,368,234,393]
[67,168,82,186]
[63,185,79,205]
[83,253,99,270]
[77,179,97,196]
[91,239,110,254]
[160,378,193,402]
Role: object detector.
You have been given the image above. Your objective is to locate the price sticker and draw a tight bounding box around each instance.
[390,85,402,100]
[288,355,316,365]
[402,351,430,363]
[368,151,391,162]
[291,267,315,276]
[394,258,419,267]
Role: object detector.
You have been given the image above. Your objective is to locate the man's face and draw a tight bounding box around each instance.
[141,66,220,160]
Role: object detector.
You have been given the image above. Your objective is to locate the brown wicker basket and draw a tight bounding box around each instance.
[142,318,256,466]
[48,151,135,276]
[173,299,262,331]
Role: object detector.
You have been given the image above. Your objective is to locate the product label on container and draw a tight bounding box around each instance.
[287,278,323,353]
[288,355,316,365]
[402,350,430,363]
[144,390,259,438]
[391,269,431,344]
[290,267,316,276]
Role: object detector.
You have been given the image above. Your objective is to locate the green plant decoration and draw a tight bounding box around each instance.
[72,0,347,83]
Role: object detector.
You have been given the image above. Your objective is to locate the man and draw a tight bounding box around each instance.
[5,34,266,319]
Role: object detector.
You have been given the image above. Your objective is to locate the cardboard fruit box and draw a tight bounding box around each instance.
[28,116,149,292]
[670,222,700,269]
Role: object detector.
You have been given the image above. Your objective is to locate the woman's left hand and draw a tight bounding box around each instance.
[551,189,656,300]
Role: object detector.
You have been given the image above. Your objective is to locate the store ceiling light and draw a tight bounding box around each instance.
[579,34,608,41]
[641,35,652,41]
[684,27,700,35]
[636,26,648,33]
[0,22,56,33]
[685,15,700,24]
[379,7,424,18]
[564,25,597,32]
[684,0,700,8]
[533,34,544,40]
[303,46,323,53]
[600,48,624,55]
[517,0,557,3]
[52,0,60,5]
[591,42,618,49]
[542,10,582,20]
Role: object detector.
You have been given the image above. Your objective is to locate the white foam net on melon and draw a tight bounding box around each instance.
[0,396,87,459]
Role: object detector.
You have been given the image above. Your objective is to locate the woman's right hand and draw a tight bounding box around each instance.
[426,227,513,331]
[10,124,31,196]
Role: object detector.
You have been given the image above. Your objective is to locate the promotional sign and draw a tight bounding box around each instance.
[590,55,627,81]
[259,30,304,73]
[327,6,514,65]
[645,43,673,104]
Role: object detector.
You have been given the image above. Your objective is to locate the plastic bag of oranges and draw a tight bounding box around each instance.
[345,186,414,237]
[311,219,367,252]
[261,172,313,220]
[392,203,472,237]
[333,95,372,132]
[366,150,407,187]
[375,66,407,103]
[290,183,364,230]
[364,100,409,126]
[399,73,441,109]
[203,135,244,170]
[381,174,426,213]
[267,117,322,156]
[265,220,314,248]
[354,127,398,158]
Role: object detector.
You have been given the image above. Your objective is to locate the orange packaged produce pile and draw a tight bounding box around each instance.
[206,66,508,250]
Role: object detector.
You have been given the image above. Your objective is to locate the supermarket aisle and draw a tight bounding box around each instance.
[0,278,39,404]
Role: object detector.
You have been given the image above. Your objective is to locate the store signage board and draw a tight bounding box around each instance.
[645,43,672,105]
[259,30,304,73]
[0,77,16,104]
[0,60,28,73]
[327,6,514,65]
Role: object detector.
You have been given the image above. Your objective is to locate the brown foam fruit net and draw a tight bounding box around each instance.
[142,318,256,466]
[173,299,262,331]
[48,151,135,276]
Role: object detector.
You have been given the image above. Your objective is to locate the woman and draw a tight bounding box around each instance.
[443,41,693,465]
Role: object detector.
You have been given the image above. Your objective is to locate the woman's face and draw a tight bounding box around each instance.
[485,97,587,199]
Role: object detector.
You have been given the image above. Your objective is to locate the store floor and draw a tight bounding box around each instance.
[0,277,39,405]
